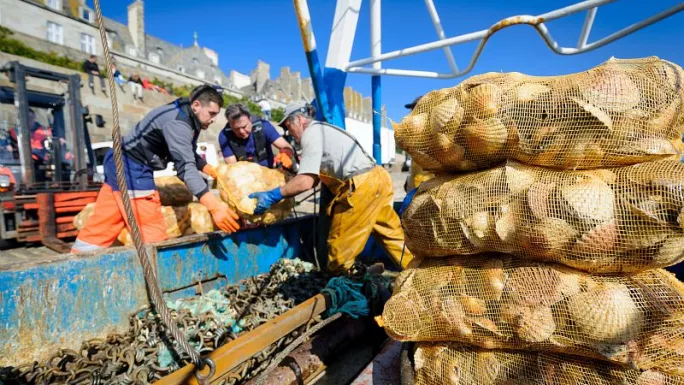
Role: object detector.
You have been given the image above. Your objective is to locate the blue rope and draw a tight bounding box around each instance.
[321,276,369,319]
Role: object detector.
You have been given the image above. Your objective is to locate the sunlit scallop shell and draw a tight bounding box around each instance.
[570,97,613,131]
[572,219,618,256]
[648,97,682,132]
[527,182,555,220]
[431,98,465,134]
[433,133,466,165]
[506,266,564,307]
[381,289,423,340]
[514,83,551,102]
[636,370,669,385]
[495,206,517,246]
[463,118,508,158]
[614,138,678,158]
[393,269,415,293]
[472,317,502,336]
[514,306,556,343]
[411,150,443,170]
[521,217,578,258]
[581,68,641,112]
[654,235,684,266]
[561,179,615,222]
[459,294,487,316]
[470,211,491,240]
[581,169,617,184]
[395,112,428,141]
[566,282,644,344]
[473,351,501,385]
[468,83,501,119]
[523,133,568,167]
[413,344,428,373]
[505,161,537,195]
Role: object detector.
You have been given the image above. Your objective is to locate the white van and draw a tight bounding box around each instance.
[91,141,219,181]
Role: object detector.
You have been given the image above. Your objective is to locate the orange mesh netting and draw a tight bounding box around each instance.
[410,343,684,385]
[394,57,684,172]
[216,162,293,225]
[402,159,684,273]
[380,255,684,374]
[155,176,194,207]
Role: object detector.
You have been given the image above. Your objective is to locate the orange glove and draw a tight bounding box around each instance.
[273,152,292,169]
[202,164,218,179]
[199,193,240,234]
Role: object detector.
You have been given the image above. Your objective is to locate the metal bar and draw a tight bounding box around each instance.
[370,0,382,164]
[155,293,330,385]
[12,62,34,186]
[294,0,333,123]
[325,0,363,70]
[577,7,597,49]
[424,0,458,73]
[68,74,88,188]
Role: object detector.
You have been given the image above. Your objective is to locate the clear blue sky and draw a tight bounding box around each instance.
[94,0,684,122]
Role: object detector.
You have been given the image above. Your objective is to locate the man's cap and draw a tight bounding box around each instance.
[404,96,423,110]
[278,102,309,129]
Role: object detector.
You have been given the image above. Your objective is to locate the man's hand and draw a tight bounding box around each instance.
[199,193,240,233]
[248,187,283,214]
[273,153,293,169]
[202,164,218,179]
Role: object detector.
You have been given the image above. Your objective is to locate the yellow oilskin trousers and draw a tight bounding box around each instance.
[320,166,414,275]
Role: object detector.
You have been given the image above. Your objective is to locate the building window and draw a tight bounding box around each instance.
[196,69,205,79]
[81,8,91,22]
[80,33,96,54]
[127,46,137,57]
[47,0,61,11]
[46,21,63,45]
[148,52,160,64]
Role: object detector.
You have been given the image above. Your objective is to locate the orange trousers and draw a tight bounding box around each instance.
[71,184,167,253]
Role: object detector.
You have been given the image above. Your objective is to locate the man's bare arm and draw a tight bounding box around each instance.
[280,174,319,197]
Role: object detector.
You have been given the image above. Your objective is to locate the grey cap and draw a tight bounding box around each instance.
[278,101,309,129]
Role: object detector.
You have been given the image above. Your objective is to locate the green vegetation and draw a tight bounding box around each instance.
[0,26,83,71]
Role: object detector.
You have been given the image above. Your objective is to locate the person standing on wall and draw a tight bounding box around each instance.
[258,99,272,120]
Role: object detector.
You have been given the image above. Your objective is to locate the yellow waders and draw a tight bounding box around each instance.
[319,166,414,275]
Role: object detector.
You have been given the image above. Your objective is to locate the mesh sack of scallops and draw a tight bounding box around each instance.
[378,255,684,374]
[402,159,684,273]
[183,202,215,235]
[409,343,684,385]
[155,176,194,206]
[394,57,684,172]
[216,162,294,225]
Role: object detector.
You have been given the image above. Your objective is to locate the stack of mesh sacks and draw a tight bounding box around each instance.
[379,57,684,384]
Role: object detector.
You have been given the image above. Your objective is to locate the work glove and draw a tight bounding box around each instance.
[273,152,293,170]
[249,187,283,214]
[199,193,240,233]
[398,188,417,219]
[202,164,218,179]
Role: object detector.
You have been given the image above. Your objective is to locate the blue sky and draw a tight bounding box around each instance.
[94,0,684,122]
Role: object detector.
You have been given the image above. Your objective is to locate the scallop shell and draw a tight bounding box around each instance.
[561,179,615,222]
[473,352,501,385]
[468,83,501,118]
[514,306,556,343]
[572,219,618,255]
[636,370,669,385]
[393,269,415,293]
[431,98,465,134]
[495,206,517,246]
[505,161,537,195]
[506,266,564,307]
[463,118,508,158]
[581,68,641,112]
[459,294,487,315]
[472,317,502,336]
[515,83,551,102]
[566,282,644,344]
[470,211,491,239]
[654,235,684,266]
[396,112,428,139]
[434,133,466,165]
[411,150,443,170]
[614,137,678,158]
[440,296,469,335]
[570,97,613,131]
[527,182,555,219]
[524,133,568,167]
[381,288,423,340]
[521,217,578,258]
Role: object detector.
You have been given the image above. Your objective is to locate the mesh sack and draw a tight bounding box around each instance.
[155,176,194,206]
[183,202,215,235]
[380,255,684,373]
[73,203,96,230]
[411,343,684,385]
[216,162,294,225]
[404,159,684,273]
[407,162,437,191]
[394,57,684,172]
[117,206,191,245]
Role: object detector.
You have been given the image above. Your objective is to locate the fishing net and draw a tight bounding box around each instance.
[155,176,194,206]
[184,202,215,235]
[410,343,684,385]
[379,255,684,374]
[73,202,95,230]
[394,57,684,172]
[403,159,684,273]
[117,206,191,245]
[216,162,294,225]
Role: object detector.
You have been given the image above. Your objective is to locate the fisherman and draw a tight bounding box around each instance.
[218,103,295,170]
[72,85,240,253]
[248,102,414,274]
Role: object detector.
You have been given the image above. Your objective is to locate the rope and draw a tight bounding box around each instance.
[92,1,212,382]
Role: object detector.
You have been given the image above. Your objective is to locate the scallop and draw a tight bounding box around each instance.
[521,217,578,258]
[572,219,618,256]
[561,178,615,222]
[654,236,684,266]
[580,68,640,112]
[473,352,501,385]
[381,288,423,340]
[527,182,555,220]
[566,282,644,344]
[514,306,556,343]
[505,161,537,195]
[431,98,465,134]
[514,83,551,102]
[463,118,508,158]
[458,294,487,316]
[468,83,501,118]
[506,266,564,307]
[570,97,613,131]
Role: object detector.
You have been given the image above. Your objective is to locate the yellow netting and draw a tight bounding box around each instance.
[184,202,215,235]
[407,162,437,191]
[411,343,684,385]
[380,255,684,374]
[403,159,684,273]
[155,176,194,207]
[73,202,95,230]
[216,162,293,225]
[394,57,684,172]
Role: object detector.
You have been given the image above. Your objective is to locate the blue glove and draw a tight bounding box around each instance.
[249,187,283,214]
[399,188,418,219]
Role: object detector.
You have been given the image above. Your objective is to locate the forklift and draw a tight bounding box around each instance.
[0,61,103,252]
